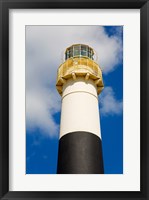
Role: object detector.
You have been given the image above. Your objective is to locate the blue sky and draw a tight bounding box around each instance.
[26,26,123,174]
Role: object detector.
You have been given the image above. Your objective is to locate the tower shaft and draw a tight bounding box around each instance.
[57,78,104,174]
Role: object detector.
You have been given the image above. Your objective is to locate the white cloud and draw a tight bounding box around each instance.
[26,26,123,137]
[99,87,123,116]
[26,87,60,137]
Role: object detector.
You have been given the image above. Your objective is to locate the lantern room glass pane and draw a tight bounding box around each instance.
[73,46,80,57]
[81,45,87,56]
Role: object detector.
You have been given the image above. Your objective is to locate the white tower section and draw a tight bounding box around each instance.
[60,77,101,138]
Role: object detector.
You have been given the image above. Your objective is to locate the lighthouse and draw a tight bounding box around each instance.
[56,44,104,174]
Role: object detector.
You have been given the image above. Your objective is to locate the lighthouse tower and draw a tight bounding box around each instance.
[56,44,104,174]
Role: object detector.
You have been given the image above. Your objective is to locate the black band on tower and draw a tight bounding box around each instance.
[57,131,104,174]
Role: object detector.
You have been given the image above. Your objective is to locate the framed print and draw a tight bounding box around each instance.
[0,0,149,199]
